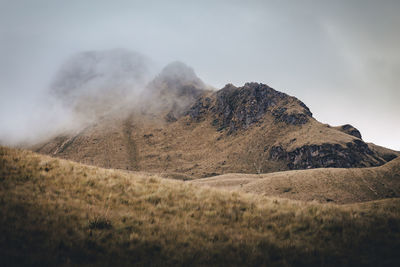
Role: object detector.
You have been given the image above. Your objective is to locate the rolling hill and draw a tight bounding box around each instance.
[1,145,400,266]
[191,156,400,204]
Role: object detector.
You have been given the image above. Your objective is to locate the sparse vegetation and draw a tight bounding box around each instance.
[1,146,400,266]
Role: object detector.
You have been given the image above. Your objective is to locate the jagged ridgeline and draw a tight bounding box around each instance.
[32,50,399,177]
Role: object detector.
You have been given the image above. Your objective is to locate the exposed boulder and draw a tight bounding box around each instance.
[335,124,362,139]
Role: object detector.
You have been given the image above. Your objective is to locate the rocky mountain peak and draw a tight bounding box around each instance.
[187,82,313,133]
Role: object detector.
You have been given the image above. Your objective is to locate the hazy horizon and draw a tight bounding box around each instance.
[1,0,399,150]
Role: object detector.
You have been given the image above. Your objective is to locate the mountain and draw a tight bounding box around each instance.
[185,82,398,171]
[31,55,399,177]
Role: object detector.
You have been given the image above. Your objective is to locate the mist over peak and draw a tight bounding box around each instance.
[153,61,205,89]
[0,47,216,146]
[50,49,154,118]
[50,51,209,121]
[141,61,210,120]
[149,61,206,91]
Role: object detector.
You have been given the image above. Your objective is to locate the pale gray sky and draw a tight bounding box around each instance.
[0,0,399,149]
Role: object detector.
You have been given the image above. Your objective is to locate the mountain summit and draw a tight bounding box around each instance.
[187,82,312,132]
[141,61,209,121]
[150,61,205,90]
[33,61,398,177]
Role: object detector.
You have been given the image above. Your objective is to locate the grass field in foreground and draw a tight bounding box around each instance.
[1,146,400,266]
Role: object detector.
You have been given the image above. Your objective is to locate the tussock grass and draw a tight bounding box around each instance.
[1,146,400,266]
[191,158,400,204]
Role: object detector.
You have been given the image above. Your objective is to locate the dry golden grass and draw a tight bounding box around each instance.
[1,146,400,266]
[191,157,400,204]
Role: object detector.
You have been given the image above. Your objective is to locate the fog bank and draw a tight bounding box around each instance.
[0,0,399,149]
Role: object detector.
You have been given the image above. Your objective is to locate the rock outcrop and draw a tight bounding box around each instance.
[187,83,312,133]
[335,124,362,139]
[269,139,385,169]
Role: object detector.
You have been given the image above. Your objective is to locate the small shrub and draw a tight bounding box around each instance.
[89,217,112,230]
[146,195,161,205]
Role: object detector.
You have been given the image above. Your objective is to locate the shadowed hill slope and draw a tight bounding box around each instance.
[1,146,400,266]
[190,157,400,204]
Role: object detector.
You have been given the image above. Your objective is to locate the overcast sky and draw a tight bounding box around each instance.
[0,0,399,149]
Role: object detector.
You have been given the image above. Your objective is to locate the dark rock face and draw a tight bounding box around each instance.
[270,139,385,169]
[272,107,310,125]
[187,96,212,121]
[187,82,312,132]
[340,124,362,139]
[381,153,398,162]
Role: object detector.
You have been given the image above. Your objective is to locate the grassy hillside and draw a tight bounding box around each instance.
[31,83,398,178]
[32,108,396,178]
[1,146,400,266]
[191,157,400,204]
